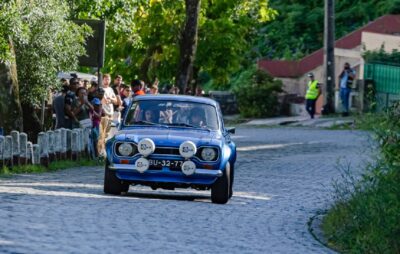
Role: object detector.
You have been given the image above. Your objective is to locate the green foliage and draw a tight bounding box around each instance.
[0,159,100,176]
[258,0,400,60]
[0,164,45,175]
[72,0,277,87]
[232,65,283,117]
[12,0,89,106]
[196,0,277,87]
[323,103,400,253]
[0,0,90,106]
[73,0,184,83]
[363,45,400,66]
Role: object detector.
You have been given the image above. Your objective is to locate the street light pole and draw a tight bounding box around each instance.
[322,0,336,114]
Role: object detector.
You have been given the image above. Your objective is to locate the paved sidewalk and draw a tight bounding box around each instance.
[242,115,355,128]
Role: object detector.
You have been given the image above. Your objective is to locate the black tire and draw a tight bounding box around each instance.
[211,162,230,204]
[229,164,234,198]
[104,161,129,195]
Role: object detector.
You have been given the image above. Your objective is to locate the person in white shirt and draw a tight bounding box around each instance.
[98,74,118,156]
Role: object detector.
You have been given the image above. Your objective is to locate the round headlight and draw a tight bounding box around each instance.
[138,138,155,157]
[179,141,197,159]
[135,158,149,173]
[118,143,133,156]
[201,147,217,161]
[181,161,196,176]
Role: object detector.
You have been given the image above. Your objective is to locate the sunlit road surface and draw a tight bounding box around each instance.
[0,127,371,253]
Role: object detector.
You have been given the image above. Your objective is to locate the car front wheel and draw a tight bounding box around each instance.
[104,161,129,195]
[211,162,231,204]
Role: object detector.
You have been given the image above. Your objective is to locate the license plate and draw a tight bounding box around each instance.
[148,159,183,168]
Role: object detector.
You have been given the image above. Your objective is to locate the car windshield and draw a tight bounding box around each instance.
[124,100,219,130]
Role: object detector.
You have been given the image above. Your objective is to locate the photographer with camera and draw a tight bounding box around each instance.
[338,62,356,116]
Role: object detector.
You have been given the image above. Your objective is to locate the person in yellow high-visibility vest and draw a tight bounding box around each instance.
[305,73,321,119]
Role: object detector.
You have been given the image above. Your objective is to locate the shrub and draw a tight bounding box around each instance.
[323,103,400,253]
[232,66,283,118]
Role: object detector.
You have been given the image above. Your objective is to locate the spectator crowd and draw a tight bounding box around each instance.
[52,74,204,158]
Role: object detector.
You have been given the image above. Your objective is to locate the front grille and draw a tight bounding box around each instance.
[153,147,180,156]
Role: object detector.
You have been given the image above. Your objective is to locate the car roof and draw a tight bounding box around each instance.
[133,94,219,107]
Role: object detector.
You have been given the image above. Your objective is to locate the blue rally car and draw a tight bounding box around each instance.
[104,95,236,204]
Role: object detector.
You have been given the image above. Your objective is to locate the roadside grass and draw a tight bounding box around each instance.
[0,159,101,177]
[322,105,400,253]
[325,122,354,130]
[322,163,400,253]
[326,112,388,130]
[353,112,388,131]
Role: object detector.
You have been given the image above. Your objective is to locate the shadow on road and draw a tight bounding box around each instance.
[123,190,210,202]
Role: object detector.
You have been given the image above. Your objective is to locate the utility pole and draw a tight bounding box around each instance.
[322,0,335,114]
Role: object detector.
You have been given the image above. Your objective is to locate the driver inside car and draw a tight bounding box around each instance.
[143,109,158,123]
[189,108,206,127]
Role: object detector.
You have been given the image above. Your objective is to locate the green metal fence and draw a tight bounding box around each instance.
[364,63,400,94]
[364,63,400,110]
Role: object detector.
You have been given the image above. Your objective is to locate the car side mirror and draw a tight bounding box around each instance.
[226,127,235,134]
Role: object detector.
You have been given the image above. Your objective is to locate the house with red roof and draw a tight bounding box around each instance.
[258,15,400,114]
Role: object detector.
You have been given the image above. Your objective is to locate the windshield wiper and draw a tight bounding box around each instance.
[167,123,211,131]
[168,123,197,128]
[132,121,169,128]
[132,120,157,125]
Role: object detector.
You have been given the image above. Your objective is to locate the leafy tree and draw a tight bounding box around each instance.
[195,0,277,89]
[0,0,88,137]
[0,1,24,132]
[71,0,277,89]
[176,0,201,93]
[258,0,400,60]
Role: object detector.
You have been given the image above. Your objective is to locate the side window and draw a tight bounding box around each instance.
[125,103,138,125]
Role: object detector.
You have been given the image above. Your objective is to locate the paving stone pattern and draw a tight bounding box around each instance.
[0,127,372,253]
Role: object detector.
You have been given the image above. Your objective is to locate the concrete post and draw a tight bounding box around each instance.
[73,128,81,159]
[27,142,33,164]
[71,130,79,161]
[66,129,72,160]
[79,128,85,155]
[32,144,40,165]
[37,132,49,167]
[10,130,20,166]
[83,127,91,157]
[4,136,13,168]
[322,0,336,114]
[78,128,85,158]
[54,129,61,160]
[60,128,67,160]
[19,132,28,165]
[47,131,56,162]
[0,136,4,167]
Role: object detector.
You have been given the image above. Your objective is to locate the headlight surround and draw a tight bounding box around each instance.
[200,147,217,161]
[116,143,136,156]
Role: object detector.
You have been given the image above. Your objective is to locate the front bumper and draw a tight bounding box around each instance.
[109,163,222,185]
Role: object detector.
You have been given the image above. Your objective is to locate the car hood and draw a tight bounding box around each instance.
[114,127,223,147]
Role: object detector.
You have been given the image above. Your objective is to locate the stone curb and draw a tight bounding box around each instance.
[308,211,337,253]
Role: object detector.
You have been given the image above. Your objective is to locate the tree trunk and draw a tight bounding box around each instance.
[22,103,41,143]
[0,40,23,134]
[140,45,162,84]
[176,0,201,94]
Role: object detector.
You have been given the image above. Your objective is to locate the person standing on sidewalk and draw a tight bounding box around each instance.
[338,62,356,116]
[305,73,321,119]
[98,74,118,156]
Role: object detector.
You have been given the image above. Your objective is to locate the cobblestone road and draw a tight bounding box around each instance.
[0,127,371,253]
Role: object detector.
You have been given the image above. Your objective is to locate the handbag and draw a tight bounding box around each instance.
[79,118,93,128]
